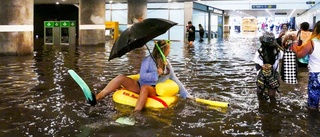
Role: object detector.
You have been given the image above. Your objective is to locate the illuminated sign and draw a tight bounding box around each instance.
[252,5,276,9]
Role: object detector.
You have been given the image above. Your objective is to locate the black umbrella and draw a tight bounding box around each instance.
[108,18,177,61]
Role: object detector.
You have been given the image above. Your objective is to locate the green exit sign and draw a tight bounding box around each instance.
[60,21,70,27]
[60,21,76,27]
[54,21,60,27]
[44,21,54,27]
[70,21,76,27]
[45,21,76,28]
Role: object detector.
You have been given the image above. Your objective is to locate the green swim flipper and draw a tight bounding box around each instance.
[68,69,97,106]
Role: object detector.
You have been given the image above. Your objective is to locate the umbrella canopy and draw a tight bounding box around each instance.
[108,18,177,61]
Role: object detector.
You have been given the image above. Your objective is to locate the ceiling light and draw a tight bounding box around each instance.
[56,2,59,4]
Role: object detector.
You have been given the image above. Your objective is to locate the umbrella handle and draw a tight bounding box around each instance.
[144,44,158,68]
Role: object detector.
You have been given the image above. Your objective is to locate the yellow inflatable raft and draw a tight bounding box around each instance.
[112,74,179,109]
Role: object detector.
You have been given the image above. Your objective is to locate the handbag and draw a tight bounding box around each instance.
[297,30,303,46]
[282,48,298,84]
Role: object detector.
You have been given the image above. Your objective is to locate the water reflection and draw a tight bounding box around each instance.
[0,36,314,136]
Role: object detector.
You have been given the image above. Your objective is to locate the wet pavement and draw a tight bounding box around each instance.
[0,34,319,136]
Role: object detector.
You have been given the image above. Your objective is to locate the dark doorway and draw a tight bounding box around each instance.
[34,4,79,44]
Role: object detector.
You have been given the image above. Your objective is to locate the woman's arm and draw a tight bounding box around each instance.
[191,26,196,33]
[139,56,158,82]
[278,31,286,38]
[167,61,191,98]
[252,51,263,67]
[281,33,289,47]
[281,31,296,47]
[292,40,313,58]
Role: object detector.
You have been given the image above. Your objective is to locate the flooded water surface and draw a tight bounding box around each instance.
[0,36,319,136]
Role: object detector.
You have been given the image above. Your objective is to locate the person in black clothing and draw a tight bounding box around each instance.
[253,32,284,103]
[198,24,205,42]
[186,21,195,47]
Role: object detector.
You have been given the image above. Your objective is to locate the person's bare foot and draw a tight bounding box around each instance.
[188,44,194,48]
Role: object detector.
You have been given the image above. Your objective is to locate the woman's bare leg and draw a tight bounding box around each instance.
[134,85,157,111]
[188,41,194,48]
[96,75,140,101]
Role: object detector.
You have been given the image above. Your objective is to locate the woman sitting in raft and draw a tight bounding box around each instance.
[88,40,191,111]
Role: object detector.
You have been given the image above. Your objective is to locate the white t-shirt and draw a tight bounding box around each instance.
[253,49,284,72]
[309,38,320,72]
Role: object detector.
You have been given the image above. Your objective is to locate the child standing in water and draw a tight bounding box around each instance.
[253,32,284,102]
